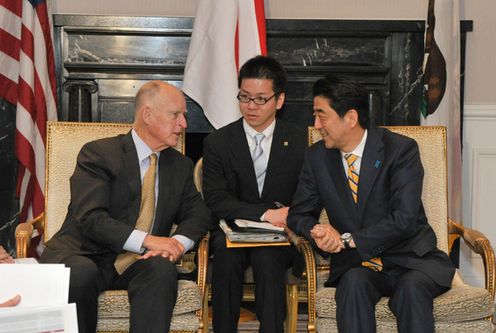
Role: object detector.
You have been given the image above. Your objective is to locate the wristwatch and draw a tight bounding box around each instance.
[341,233,353,249]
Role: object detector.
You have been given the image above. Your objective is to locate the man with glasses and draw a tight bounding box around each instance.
[202,55,307,333]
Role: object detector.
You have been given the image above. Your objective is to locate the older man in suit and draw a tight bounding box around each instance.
[40,81,212,333]
[288,75,454,333]
[202,56,307,333]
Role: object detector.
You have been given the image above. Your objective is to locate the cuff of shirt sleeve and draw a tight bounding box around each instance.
[122,230,148,254]
[172,235,194,254]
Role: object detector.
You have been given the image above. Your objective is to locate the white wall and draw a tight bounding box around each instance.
[460,105,496,287]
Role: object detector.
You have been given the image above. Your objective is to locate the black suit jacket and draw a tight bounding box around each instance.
[288,127,454,287]
[41,132,211,266]
[203,118,307,222]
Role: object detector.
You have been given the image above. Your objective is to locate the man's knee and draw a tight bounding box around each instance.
[335,268,378,303]
[213,248,246,275]
[63,256,101,291]
[389,271,438,313]
[394,271,436,300]
[142,256,178,284]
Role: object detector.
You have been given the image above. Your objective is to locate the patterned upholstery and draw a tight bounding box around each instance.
[97,280,202,332]
[16,121,206,333]
[299,126,495,333]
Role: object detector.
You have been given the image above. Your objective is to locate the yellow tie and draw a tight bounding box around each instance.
[362,257,383,272]
[344,154,383,271]
[344,153,359,204]
[114,153,158,275]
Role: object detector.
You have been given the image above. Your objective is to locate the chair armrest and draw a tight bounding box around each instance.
[449,219,496,299]
[195,233,210,330]
[15,213,45,258]
[291,234,318,333]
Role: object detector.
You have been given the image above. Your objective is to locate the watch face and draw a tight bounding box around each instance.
[341,232,351,240]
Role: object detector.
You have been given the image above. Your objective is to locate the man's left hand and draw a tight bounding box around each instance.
[310,224,343,253]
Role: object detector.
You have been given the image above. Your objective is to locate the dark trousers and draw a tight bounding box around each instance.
[335,265,449,333]
[58,254,178,333]
[210,229,295,333]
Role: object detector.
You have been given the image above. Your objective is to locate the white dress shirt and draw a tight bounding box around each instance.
[340,129,368,176]
[243,119,276,221]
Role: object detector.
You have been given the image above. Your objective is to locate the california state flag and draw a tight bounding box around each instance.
[420,0,462,223]
[182,0,267,129]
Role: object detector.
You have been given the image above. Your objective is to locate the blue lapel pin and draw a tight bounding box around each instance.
[374,160,381,168]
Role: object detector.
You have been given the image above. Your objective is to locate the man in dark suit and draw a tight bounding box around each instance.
[40,81,212,333]
[202,56,307,333]
[288,75,455,333]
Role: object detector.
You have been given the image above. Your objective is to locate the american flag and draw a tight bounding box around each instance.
[0,0,58,248]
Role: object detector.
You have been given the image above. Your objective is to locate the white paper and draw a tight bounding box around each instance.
[0,264,76,332]
[0,303,78,333]
[0,264,69,307]
[234,219,285,232]
[13,258,38,264]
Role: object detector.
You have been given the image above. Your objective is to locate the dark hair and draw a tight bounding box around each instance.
[312,74,370,129]
[238,55,287,95]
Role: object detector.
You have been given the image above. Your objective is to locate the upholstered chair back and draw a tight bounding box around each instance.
[44,121,184,242]
[308,126,449,253]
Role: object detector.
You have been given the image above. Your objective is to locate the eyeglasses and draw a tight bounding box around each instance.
[237,93,276,105]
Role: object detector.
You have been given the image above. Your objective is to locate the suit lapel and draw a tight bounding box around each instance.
[262,121,289,199]
[122,132,141,224]
[357,129,384,223]
[327,149,360,222]
[227,120,260,197]
[153,148,175,235]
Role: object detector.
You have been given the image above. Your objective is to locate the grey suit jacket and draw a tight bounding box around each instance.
[41,132,211,266]
[288,127,454,287]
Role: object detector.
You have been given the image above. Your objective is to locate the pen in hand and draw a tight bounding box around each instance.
[274,201,285,208]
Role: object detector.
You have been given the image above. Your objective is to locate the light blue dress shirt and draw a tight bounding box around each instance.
[122,129,194,254]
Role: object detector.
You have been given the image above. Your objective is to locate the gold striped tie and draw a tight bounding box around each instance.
[344,153,359,203]
[114,153,158,275]
[344,154,383,271]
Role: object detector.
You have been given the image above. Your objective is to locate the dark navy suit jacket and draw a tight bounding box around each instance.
[288,127,454,287]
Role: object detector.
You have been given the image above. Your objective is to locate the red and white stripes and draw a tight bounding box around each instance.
[0,0,57,224]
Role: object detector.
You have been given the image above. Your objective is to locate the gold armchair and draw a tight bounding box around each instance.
[15,121,209,333]
[293,126,495,332]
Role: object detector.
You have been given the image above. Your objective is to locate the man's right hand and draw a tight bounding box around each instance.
[141,235,184,262]
[264,207,289,228]
[0,246,14,264]
[0,295,20,308]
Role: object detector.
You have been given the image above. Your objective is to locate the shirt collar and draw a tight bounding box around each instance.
[341,129,368,159]
[131,129,159,163]
[242,118,276,140]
